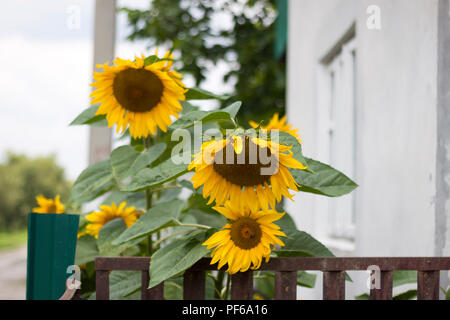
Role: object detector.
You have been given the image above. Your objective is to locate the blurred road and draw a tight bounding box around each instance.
[0,246,27,300]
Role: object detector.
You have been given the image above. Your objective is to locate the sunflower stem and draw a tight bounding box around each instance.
[224,272,231,300]
[214,270,226,300]
[144,136,154,256]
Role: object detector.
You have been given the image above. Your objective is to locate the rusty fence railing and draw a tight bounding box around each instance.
[60,257,450,300]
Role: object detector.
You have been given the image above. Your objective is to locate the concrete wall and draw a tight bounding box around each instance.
[286,0,440,299]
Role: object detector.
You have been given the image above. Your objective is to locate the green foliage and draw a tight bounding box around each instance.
[121,0,285,125]
[355,270,419,300]
[113,200,185,245]
[0,229,28,250]
[75,235,99,265]
[254,270,317,299]
[184,88,230,101]
[393,270,417,287]
[122,158,189,192]
[69,159,114,203]
[169,101,241,130]
[69,104,107,126]
[149,231,212,288]
[88,270,142,300]
[275,229,336,258]
[291,157,358,197]
[393,289,417,300]
[276,131,309,170]
[0,152,71,230]
[70,43,358,298]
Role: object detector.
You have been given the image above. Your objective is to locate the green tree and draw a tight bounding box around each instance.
[0,152,71,230]
[121,0,285,125]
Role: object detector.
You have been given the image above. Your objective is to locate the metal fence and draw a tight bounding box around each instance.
[60,256,450,300]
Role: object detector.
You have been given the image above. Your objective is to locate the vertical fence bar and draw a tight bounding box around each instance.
[370,271,393,300]
[141,271,165,300]
[96,270,110,300]
[231,271,253,300]
[417,271,440,300]
[141,270,151,300]
[274,271,297,300]
[183,270,206,300]
[148,283,165,300]
[323,271,345,300]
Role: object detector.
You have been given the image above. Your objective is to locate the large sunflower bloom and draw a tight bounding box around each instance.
[203,201,286,274]
[250,113,302,144]
[188,135,307,212]
[83,202,139,238]
[32,195,65,214]
[90,52,186,138]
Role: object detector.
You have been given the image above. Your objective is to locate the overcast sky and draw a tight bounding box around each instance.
[0,0,231,181]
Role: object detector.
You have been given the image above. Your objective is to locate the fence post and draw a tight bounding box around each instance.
[417,271,440,300]
[274,271,297,300]
[323,271,345,300]
[231,271,253,300]
[370,271,393,300]
[96,270,110,300]
[183,270,206,300]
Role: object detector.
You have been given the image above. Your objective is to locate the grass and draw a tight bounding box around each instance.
[0,229,27,251]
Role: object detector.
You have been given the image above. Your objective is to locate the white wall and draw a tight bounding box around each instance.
[286,0,438,299]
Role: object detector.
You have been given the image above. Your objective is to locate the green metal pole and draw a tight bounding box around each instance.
[26,213,79,300]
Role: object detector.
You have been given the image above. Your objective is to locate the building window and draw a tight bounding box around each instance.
[317,37,357,244]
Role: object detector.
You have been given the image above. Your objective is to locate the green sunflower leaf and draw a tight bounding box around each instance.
[291,157,358,197]
[110,143,167,181]
[298,270,318,288]
[107,270,142,300]
[112,200,185,245]
[393,270,417,287]
[275,229,335,258]
[180,101,199,114]
[69,159,115,203]
[185,87,230,100]
[169,101,241,130]
[354,271,419,300]
[183,209,227,229]
[75,235,99,265]
[110,145,141,181]
[149,231,210,288]
[69,104,107,126]
[276,229,352,282]
[393,289,418,300]
[255,270,317,298]
[122,158,189,192]
[274,212,297,231]
[276,131,309,169]
[354,293,369,300]
[97,218,128,256]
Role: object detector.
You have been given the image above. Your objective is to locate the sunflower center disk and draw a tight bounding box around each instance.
[212,139,277,186]
[113,68,164,113]
[230,218,262,249]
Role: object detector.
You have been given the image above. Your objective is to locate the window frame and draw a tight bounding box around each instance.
[315,37,358,251]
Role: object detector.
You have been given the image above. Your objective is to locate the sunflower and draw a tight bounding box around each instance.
[83,202,139,238]
[90,51,186,138]
[250,113,302,144]
[203,201,286,274]
[188,134,307,212]
[32,195,65,214]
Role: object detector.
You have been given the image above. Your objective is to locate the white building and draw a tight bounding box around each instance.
[285,0,450,299]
